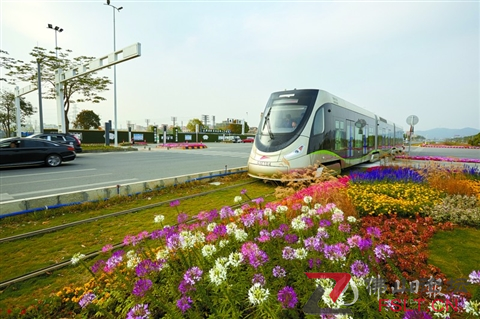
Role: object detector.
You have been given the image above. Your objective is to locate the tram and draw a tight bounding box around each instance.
[247,89,404,179]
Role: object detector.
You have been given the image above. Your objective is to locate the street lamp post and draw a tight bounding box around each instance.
[47,24,63,59]
[47,24,65,132]
[104,0,123,147]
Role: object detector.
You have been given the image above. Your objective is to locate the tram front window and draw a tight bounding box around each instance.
[261,105,307,135]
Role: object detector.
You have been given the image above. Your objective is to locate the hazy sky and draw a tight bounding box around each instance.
[1,0,479,131]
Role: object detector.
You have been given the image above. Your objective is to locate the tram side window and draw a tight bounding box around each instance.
[335,120,345,150]
[368,127,375,147]
[312,108,324,135]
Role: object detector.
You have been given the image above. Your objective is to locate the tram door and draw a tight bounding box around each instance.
[346,120,354,158]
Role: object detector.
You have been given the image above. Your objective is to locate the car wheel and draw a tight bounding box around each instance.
[46,154,62,167]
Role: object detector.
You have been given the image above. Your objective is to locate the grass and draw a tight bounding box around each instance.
[428,226,480,295]
[0,174,276,311]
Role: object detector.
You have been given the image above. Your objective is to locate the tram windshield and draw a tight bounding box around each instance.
[260,101,308,137]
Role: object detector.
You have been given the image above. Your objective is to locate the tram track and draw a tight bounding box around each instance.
[0,180,276,288]
[0,180,259,244]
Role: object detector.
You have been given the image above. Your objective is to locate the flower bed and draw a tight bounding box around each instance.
[8,166,480,318]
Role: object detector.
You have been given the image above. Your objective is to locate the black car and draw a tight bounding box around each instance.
[0,137,76,168]
[28,133,82,153]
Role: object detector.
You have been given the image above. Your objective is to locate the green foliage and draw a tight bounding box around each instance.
[73,109,101,129]
[0,90,34,136]
[1,47,111,132]
[468,133,480,146]
[186,118,203,132]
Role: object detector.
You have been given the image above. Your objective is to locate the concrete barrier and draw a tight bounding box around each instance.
[0,166,248,218]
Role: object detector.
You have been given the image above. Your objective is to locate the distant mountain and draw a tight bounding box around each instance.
[414,127,479,140]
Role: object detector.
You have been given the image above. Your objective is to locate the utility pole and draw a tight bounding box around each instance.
[171,116,177,128]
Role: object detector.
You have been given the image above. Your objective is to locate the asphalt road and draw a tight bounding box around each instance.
[0,144,478,204]
[0,143,253,203]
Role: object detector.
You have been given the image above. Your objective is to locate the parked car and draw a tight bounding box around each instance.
[0,137,76,168]
[242,137,255,143]
[28,133,82,153]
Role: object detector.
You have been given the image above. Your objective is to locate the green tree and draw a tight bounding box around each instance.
[73,110,101,129]
[468,133,480,146]
[0,90,34,137]
[186,118,203,132]
[226,121,249,134]
[1,48,111,133]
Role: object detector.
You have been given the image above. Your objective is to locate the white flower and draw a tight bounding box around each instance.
[301,205,310,213]
[154,214,165,223]
[226,222,238,234]
[303,196,313,204]
[227,252,244,267]
[219,239,230,248]
[276,205,288,213]
[291,216,306,231]
[209,264,227,286]
[202,244,217,258]
[314,203,322,209]
[179,230,196,249]
[465,300,480,316]
[347,216,357,223]
[156,249,170,260]
[234,196,243,203]
[193,231,205,244]
[248,283,270,305]
[127,256,141,269]
[234,229,248,242]
[263,208,275,221]
[126,250,137,259]
[322,287,345,308]
[234,208,243,216]
[71,253,86,265]
[295,248,308,259]
[207,222,217,232]
[215,257,229,268]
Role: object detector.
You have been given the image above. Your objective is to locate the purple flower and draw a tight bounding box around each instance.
[318,219,332,227]
[273,266,286,278]
[278,223,289,232]
[176,295,193,313]
[126,304,150,319]
[347,235,362,248]
[271,229,284,238]
[241,189,247,195]
[91,259,105,273]
[350,260,370,277]
[358,237,372,251]
[184,267,203,285]
[79,292,96,308]
[241,213,256,228]
[102,244,113,253]
[135,259,164,277]
[104,250,124,272]
[323,243,350,261]
[170,200,180,207]
[308,258,322,269]
[252,273,266,286]
[219,206,234,219]
[240,242,269,269]
[177,213,189,224]
[366,226,382,238]
[132,279,153,297]
[374,244,394,261]
[277,286,298,309]
[284,234,298,244]
[338,223,351,233]
[282,246,296,260]
[213,224,227,236]
[252,197,264,205]
[304,237,322,251]
[468,270,480,284]
[403,310,433,319]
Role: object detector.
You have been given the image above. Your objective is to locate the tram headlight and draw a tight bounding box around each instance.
[284,145,305,160]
